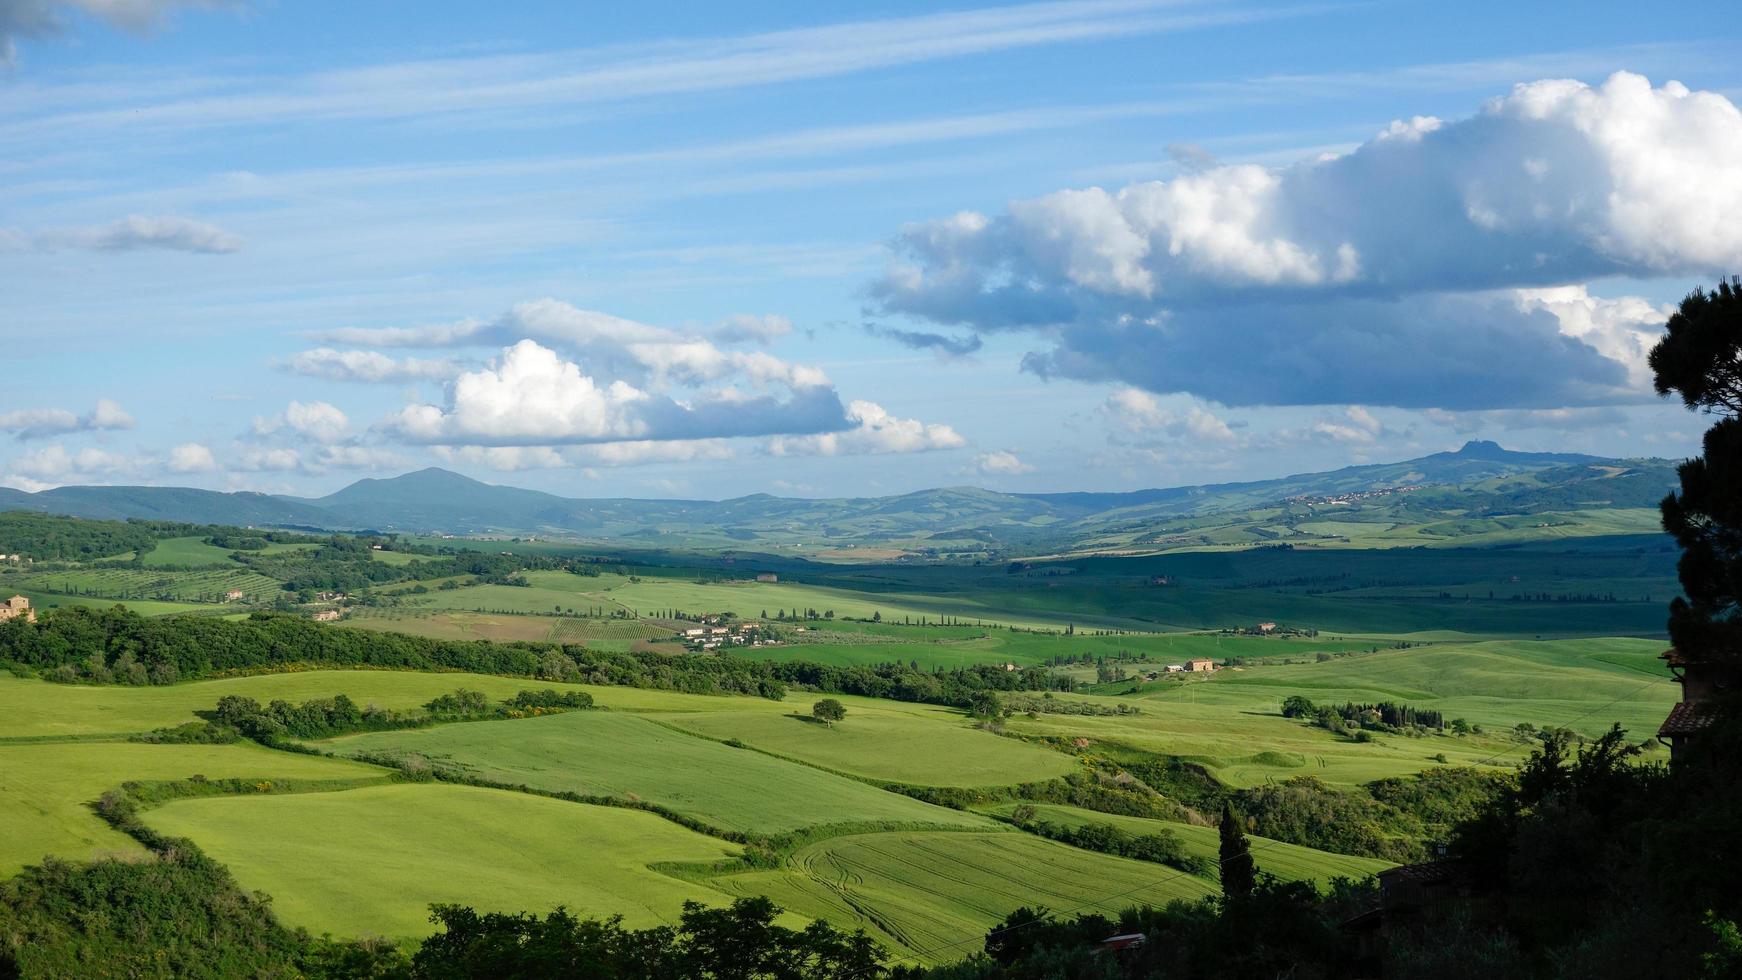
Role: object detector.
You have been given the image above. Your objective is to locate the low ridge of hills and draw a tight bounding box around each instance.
[0,441,1674,556]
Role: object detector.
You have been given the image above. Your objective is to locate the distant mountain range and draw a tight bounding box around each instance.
[0,441,1675,556]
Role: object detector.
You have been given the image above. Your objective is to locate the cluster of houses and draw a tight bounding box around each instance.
[680,615,772,651]
[1134,658,1216,681]
[1286,485,1421,508]
[0,554,28,564]
[0,595,36,623]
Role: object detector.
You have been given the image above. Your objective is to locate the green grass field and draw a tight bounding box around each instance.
[341,608,671,649]
[0,671,603,739]
[13,566,281,603]
[0,674,1077,791]
[707,831,1218,961]
[0,589,217,617]
[646,695,1081,787]
[994,637,1674,788]
[0,741,381,875]
[139,536,239,567]
[977,803,1393,886]
[146,783,742,940]
[325,711,996,833]
[764,621,1395,671]
[1148,637,1675,738]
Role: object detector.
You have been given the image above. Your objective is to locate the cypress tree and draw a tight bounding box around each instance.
[1218,801,1255,901]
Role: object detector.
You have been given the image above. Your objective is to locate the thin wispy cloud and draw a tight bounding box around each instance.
[30,214,241,253]
[1,0,1304,142]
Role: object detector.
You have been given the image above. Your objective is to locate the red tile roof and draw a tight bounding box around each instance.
[1659,701,1725,737]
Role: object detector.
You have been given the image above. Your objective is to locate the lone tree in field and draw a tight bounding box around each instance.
[967,690,1004,721]
[1649,277,1742,659]
[1218,801,1256,902]
[812,698,846,727]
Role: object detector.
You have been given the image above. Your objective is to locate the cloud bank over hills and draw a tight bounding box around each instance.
[868,72,1737,409]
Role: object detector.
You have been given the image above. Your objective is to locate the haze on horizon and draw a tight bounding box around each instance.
[3,0,1739,500]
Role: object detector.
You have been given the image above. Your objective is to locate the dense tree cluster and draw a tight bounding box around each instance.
[0,848,393,978]
[0,512,158,561]
[1281,695,1451,735]
[1232,776,1424,862]
[414,896,887,979]
[137,687,598,744]
[942,876,1373,980]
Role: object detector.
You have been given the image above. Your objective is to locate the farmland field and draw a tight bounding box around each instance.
[340,608,672,648]
[325,711,998,833]
[648,695,1081,787]
[0,741,382,875]
[145,783,742,940]
[139,535,239,566]
[0,670,601,739]
[10,565,280,602]
[0,588,216,617]
[976,803,1393,886]
[706,831,1219,961]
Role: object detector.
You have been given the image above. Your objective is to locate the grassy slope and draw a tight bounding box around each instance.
[325,711,994,833]
[0,741,381,875]
[1153,637,1675,737]
[977,802,1393,885]
[1000,638,1673,788]
[0,671,605,739]
[0,673,1075,788]
[146,784,741,940]
[708,831,1218,962]
[0,589,217,617]
[646,695,1080,787]
[13,566,281,602]
[139,536,237,566]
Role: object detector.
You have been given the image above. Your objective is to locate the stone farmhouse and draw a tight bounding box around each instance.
[0,595,36,624]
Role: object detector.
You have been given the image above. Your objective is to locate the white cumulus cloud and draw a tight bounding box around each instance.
[869,72,1740,410]
[1104,387,1238,444]
[165,442,217,473]
[253,401,350,444]
[764,399,965,457]
[971,450,1033,475]
[387,339,849,447]
[0,399,134,440]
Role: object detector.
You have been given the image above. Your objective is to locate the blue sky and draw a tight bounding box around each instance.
[2,0,1738,499]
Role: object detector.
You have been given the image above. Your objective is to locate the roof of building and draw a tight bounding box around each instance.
[1661,647,1736,667]
[1097,933,1147,950]
[1378,859,1465,886]
[1660,700,1727,737]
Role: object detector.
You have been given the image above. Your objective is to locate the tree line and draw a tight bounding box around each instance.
[0,604,1071,709]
